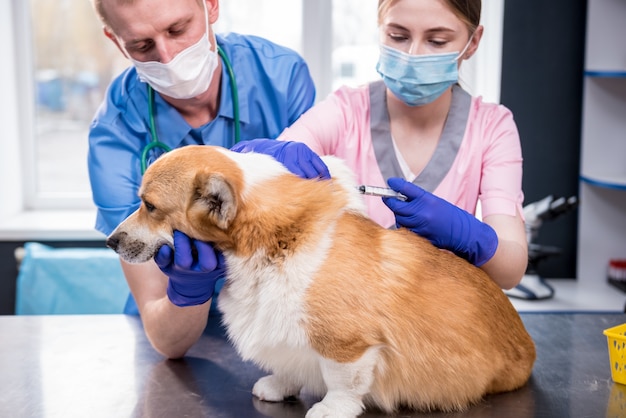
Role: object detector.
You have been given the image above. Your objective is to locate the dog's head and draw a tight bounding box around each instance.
[106,145,258,263]
[107,144,365,264]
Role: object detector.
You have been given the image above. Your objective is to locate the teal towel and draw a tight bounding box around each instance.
[15,242,129,315]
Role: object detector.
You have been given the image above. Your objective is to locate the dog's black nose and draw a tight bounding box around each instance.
[106,235,120,252]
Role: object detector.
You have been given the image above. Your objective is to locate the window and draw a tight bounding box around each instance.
[214,0,380,96]
[18,0,375,211]
[214,0,302,53]
[331,0,379,91]
[23,0,128,210]
[2,0,503,238]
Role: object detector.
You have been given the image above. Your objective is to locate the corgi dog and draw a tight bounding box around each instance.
[107,145,535,418]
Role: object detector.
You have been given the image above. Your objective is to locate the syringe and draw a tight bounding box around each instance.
[357,185,407,201]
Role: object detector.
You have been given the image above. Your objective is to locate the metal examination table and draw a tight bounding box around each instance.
[0,312,624,417]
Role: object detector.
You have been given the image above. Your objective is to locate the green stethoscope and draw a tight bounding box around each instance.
[141,45,241,174]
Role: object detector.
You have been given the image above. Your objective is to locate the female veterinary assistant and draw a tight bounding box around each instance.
[233,0,528,291]
[87,0,315,359]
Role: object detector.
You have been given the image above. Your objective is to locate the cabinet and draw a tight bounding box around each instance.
[577,0,626,285]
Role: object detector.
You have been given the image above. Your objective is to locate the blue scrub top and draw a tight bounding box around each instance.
[88,33,315,316]
[88,32,316,237]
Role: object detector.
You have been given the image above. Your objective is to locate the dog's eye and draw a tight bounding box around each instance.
[144,201,156,212]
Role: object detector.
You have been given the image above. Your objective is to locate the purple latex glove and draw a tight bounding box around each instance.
[156,230,226,307]
[231,138,330,180]
[383,177,498,267]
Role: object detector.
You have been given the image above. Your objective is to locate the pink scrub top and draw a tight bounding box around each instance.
[278,81,524,229]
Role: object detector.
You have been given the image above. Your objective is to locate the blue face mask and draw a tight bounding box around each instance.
[376,43,468,106]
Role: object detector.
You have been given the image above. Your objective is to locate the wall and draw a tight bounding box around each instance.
[500,0,587,278]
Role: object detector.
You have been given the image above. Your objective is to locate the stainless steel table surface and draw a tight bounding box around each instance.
[1,312,625,418]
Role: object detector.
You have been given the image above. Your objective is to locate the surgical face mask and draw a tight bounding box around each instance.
[376,39,471,107]
[129,3,217,99]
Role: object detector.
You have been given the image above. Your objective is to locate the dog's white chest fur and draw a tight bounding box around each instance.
[217,228,335,394]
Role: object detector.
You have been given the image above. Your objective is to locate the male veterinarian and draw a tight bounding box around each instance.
[87,0,316,358]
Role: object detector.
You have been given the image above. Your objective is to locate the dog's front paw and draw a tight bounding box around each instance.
[306,402,360,418]
[306,393,364,418]
[252,374,300,402]
[306,402,335,418]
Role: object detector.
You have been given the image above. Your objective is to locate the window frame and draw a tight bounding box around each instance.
[1,1,26,221]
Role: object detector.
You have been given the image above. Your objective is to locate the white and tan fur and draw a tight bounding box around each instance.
[107,145,536,418]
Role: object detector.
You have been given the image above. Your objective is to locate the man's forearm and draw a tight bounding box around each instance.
[142,297,211,359]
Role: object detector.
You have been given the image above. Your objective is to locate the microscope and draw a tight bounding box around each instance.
[504,194,579,300]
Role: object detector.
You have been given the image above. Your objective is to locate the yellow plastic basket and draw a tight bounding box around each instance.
[604,323,626,385]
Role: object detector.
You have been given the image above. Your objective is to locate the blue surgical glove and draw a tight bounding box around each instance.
[383,177,498,267]
[156,230,226,307]
[231,138,330,180]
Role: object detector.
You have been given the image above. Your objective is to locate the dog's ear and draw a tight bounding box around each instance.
[193,173,237,229]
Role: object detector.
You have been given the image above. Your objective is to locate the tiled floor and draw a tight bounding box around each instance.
[509,278,626,313]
